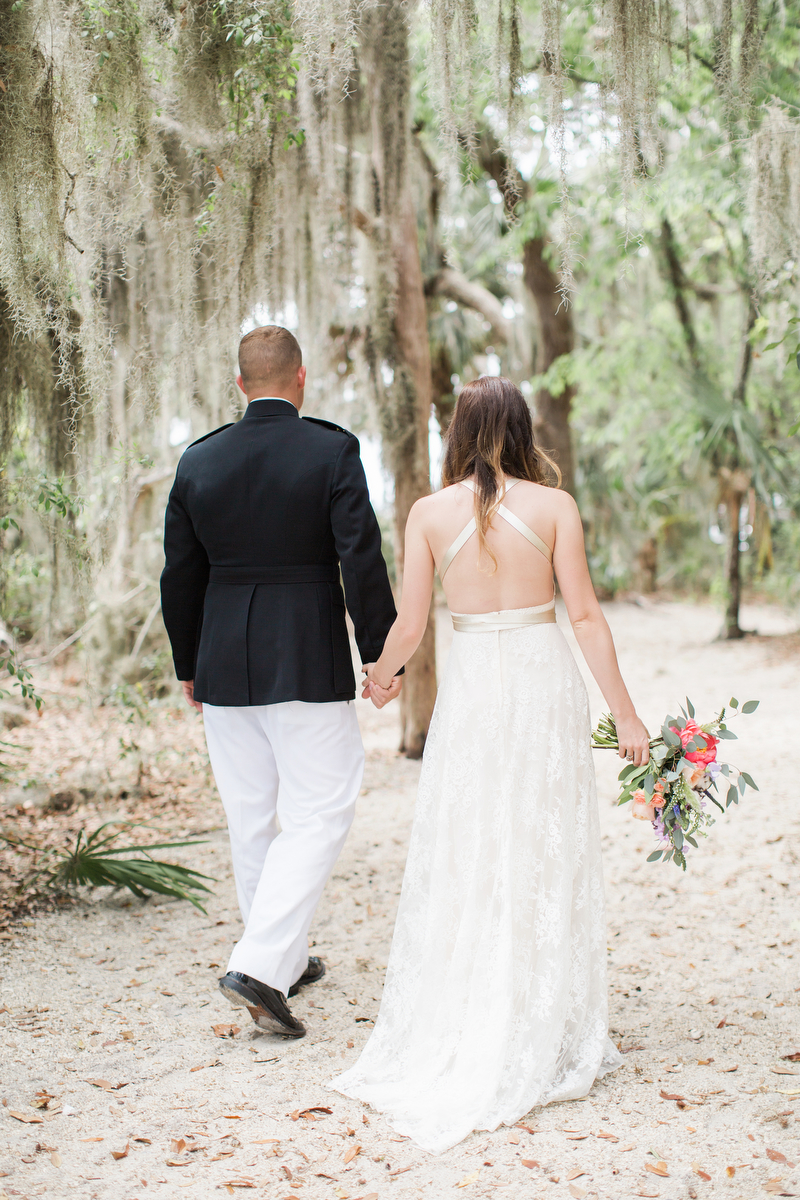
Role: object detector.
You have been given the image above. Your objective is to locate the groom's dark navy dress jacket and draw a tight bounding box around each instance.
[160,398,397,706]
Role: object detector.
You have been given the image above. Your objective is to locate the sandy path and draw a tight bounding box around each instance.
[1,599,799,1200]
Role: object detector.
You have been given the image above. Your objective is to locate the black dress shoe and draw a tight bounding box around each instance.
[218,971,306,1038]
[288,955,326,998]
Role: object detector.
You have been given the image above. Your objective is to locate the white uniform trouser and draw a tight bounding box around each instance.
[203,700,364,998]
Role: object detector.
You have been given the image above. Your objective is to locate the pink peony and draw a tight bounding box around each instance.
[671,718,718,767]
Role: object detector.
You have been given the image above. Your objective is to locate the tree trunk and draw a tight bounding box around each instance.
[522,237,576,493]
[391,197,437,758]
[474,129,576,494]
[361,0,436,758]
[719,467,749,640]
[635,536,658,593]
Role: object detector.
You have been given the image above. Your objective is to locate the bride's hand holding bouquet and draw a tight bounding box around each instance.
[593,697,759,870]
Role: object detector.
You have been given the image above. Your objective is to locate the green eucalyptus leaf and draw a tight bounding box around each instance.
[741,700,759,714]
[686,697,695,718]
[740,771,758,790]
[729,697,738,708]
[727,785,738,806]
[646,850,663,862]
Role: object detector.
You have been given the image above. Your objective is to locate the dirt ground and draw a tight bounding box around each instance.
[1,597,799,1200]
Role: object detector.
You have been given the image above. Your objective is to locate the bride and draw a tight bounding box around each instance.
[330,376,650,1154]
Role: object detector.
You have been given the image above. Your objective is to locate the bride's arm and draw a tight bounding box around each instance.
[366,501,435,689]
[552,493,650,766]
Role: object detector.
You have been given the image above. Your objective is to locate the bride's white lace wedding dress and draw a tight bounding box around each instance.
[330,481,621,1154]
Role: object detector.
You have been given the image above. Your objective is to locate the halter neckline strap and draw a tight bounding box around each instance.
[437,478,554,582]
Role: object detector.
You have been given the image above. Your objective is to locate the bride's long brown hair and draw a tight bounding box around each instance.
[441,376,561,570]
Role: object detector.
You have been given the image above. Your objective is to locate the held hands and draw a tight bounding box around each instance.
[361,665,403,709]
[614,712,650,767]
[181,680,203,713]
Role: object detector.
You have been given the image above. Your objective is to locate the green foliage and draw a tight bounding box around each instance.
[1,823,215,912]
[0,649,42,711]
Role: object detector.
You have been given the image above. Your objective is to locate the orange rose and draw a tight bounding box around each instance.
[632,788,657,821]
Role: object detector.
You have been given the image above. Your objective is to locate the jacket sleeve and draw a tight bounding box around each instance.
[160,468,210,681]
[329,436,401,670]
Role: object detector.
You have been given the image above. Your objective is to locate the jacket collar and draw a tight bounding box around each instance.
[243,398,300,420]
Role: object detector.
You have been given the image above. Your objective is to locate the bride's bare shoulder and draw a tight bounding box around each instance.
[412,483,467,512]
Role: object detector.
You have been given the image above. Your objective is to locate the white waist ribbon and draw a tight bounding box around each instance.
[451,600,557,633]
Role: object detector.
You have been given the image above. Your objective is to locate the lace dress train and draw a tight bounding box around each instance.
[330,608,621,1154]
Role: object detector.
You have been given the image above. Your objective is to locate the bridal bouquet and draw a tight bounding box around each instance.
[592,698,759,870]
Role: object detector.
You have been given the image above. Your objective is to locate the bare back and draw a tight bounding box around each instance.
[418,477,560,614]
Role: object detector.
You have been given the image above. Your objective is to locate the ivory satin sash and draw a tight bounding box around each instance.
[451,600,557,633]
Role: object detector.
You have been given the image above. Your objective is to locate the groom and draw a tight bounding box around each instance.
[160,325,401,1038]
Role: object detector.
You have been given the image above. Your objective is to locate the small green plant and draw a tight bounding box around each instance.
[34,473,84,520]
[1,823,215,912]
[1,648,43,711]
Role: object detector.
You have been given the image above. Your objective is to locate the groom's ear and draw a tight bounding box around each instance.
[236,373,247,396]
[297,365,307,389]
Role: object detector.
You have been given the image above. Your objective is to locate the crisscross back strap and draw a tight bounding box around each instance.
[437,479,553,580]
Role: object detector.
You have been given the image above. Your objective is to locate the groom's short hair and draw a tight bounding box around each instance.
[239,325,302,387]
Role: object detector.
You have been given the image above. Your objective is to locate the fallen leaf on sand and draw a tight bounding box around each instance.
[221,1115,243,1120]
[219,1181,256,1190]
[516,1124,536,1134]
[171,1139,186,1155]
[81,1138,104,1143]
[299,1106,333,1119]
[720,1065,739,1072]
[596,1131,618,1141]
[566,1133,589,1140]
[645,1161,669,1177]
[344,1144,362,1165]
[698,1058,714,1065]
[389,1166,412,1176]
[692,1163,712,1181]
[32,1091,56,1109]
[566,1168,587,1179]
[133,1137,151,1144]
[726,1166,736,1177]
[783,1052,800,1062]
[7,1111,43,1124]
[507,1131,520,1145]
[209,1152,236,1162]
[660,1090,685,1102]
[521,1160,540,1169]
[251,1139,281,1144]
[767,1150,796,1166]
[618,1144,635,1152]
[772,1067,799,1076]
[456,1169,481,1188]
[190,1059,221,1072]
[281,1166,292,1179]
[111,1144,129,1161]
[569,1187,587,1200]
[50,1151,61,1167]
[636,1191,659,1199]
[167,1159,192,1167]
[212,1024,240,1039]
[85,1079,126,1092]
[764,1181,797,1196]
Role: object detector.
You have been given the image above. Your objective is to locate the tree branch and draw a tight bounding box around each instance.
[425,268,512,344]
[659,218,702,372]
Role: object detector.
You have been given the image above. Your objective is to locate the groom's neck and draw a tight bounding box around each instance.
[246,387,303,410]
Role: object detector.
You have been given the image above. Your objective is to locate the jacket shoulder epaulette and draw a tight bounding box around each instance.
[186,422,235,449]
[301,415,356,438]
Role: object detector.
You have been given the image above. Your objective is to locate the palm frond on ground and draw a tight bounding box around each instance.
[0,822,214,913]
